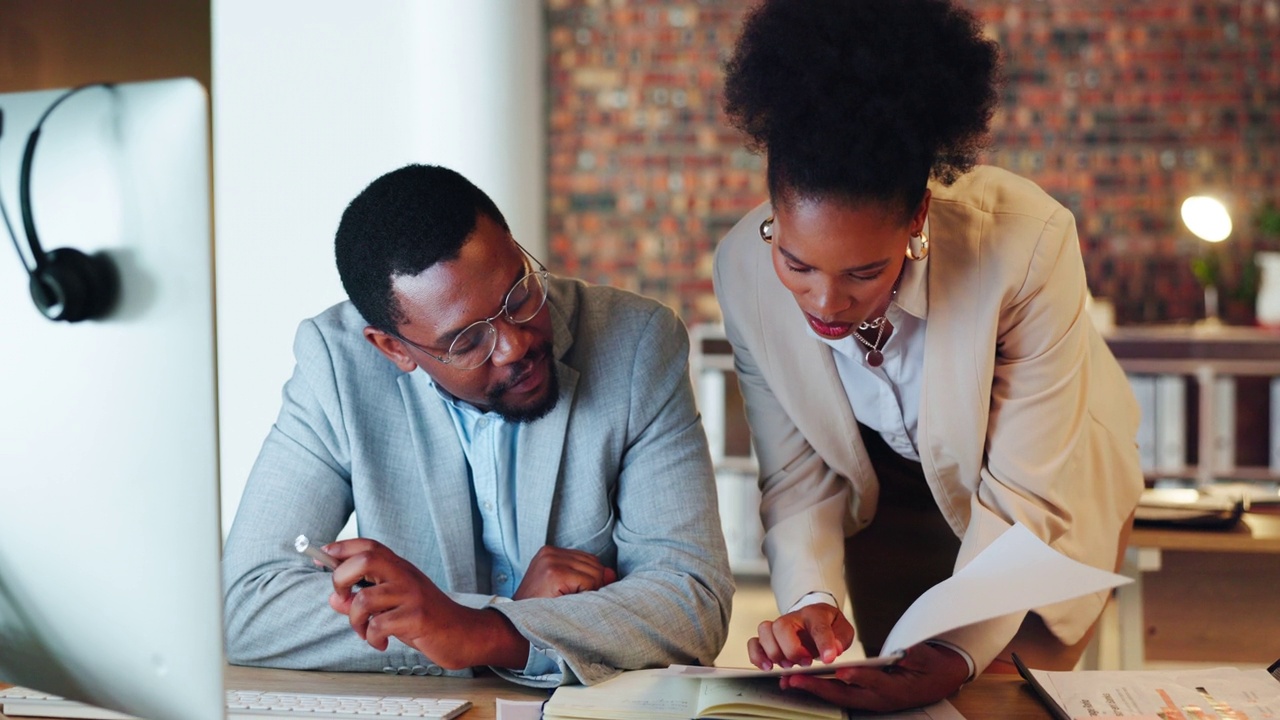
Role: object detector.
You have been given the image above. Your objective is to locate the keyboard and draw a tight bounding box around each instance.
[0,686,472,719]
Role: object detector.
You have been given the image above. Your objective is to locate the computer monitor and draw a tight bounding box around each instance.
[0,78,223,720]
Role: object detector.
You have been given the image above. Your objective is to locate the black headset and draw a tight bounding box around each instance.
[0,83,120,322]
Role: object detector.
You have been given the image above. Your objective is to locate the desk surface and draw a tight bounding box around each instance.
[2,666,1051,720]
[1130,511,1280,553]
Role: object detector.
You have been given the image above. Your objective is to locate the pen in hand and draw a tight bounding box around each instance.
[295,534,372,588]
[295,534,340,569]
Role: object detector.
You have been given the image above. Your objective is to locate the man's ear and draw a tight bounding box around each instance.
[363,327,418,373]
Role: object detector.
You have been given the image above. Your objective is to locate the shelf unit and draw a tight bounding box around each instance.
[689,324,768,575]
[1106,325,1280,487]
[691,323,1280,576]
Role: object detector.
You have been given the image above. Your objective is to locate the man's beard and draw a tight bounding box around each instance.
[485,344,560,423]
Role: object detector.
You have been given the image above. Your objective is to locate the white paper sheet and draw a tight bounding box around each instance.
[881,523,1131,655]
[664,652,903,679]
[666,523,1131,680]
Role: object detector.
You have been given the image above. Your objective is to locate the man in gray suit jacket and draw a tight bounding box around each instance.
[222,164,733,688]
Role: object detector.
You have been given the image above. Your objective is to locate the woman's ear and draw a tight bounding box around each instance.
[911,188,932,235]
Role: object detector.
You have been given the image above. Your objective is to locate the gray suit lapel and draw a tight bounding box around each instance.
[514,359,579,564]
[514,281,579,564]
[398,371,479,592]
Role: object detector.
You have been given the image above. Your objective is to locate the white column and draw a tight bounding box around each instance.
[212,0,545,537]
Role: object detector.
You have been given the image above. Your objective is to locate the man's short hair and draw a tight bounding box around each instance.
[335,164,510,333]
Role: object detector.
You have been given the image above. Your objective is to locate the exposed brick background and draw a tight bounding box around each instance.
[545,0,1280,326]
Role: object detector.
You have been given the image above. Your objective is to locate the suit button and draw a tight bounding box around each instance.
[411,665,427,675]
[381,666,395,674]
[396,666,411,675]
[427,665,444,676]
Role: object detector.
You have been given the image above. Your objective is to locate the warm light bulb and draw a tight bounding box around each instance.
[1180,196,1232,243]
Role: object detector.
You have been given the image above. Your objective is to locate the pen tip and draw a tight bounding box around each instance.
[294,535,309,552]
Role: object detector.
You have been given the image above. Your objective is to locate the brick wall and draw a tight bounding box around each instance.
[546,0,1280,326]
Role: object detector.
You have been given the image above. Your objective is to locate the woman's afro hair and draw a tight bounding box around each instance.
[723,0,1001,217]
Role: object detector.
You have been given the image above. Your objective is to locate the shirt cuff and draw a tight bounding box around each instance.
[520,644,564,679]
[786,591,839,613]
[486,596,565,686]
[932,610,1026,678]
[924,639,976,682]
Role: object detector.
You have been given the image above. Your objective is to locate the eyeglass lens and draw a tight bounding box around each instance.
[446,271,547,369]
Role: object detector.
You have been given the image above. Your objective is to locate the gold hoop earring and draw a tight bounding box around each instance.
[906,230,929,261]
[759,216,774,244]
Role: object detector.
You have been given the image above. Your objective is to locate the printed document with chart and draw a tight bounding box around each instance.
[1022,665,1280,719]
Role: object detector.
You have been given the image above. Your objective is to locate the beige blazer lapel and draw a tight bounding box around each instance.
[916,191,1000,537]
[755,241,879,511]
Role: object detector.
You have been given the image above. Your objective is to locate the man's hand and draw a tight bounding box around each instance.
[514,545,617,600]
[778,641,969,712]
[324,538,528,670]
[748,604,854,669]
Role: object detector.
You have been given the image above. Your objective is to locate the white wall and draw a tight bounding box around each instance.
[213,0,545,537]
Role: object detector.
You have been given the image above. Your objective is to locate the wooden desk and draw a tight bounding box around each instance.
[1130,511,1280,554]
[2,666,1053,719]
[1113,512,1280,669]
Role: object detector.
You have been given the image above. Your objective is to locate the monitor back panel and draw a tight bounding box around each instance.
[0,78,223,720]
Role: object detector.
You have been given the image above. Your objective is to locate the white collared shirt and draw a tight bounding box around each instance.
[789,221,978,679]
[805,219,930,460]
[432,382,564,683]
[810,305,926,460]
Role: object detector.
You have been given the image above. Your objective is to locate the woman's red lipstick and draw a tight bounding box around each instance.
[806,313,853,339]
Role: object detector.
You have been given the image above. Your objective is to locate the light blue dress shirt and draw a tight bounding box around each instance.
[434,383,564,682]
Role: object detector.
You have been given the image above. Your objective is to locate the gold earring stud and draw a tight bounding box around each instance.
[759,216,774,244]
[906,230,929,261]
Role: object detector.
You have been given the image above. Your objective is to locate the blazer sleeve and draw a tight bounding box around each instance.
[713,235,853,613]
[221,319,503,675]
[488,305,735,686]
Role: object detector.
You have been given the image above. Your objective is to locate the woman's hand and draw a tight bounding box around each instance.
[747,604,855,669]
[779,641,969,712]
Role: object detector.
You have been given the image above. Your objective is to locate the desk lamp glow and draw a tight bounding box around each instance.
[1182,195,1232,327]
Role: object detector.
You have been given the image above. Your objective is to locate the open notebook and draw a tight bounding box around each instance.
[542,669,966,720]
[545,523,1133,720]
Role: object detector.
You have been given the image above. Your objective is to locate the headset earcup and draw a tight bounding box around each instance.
[29,247,119,322]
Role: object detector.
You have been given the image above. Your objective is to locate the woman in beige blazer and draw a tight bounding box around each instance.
[713,0,1143,712]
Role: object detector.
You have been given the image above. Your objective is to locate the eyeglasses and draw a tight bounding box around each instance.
[394,240,550,371]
